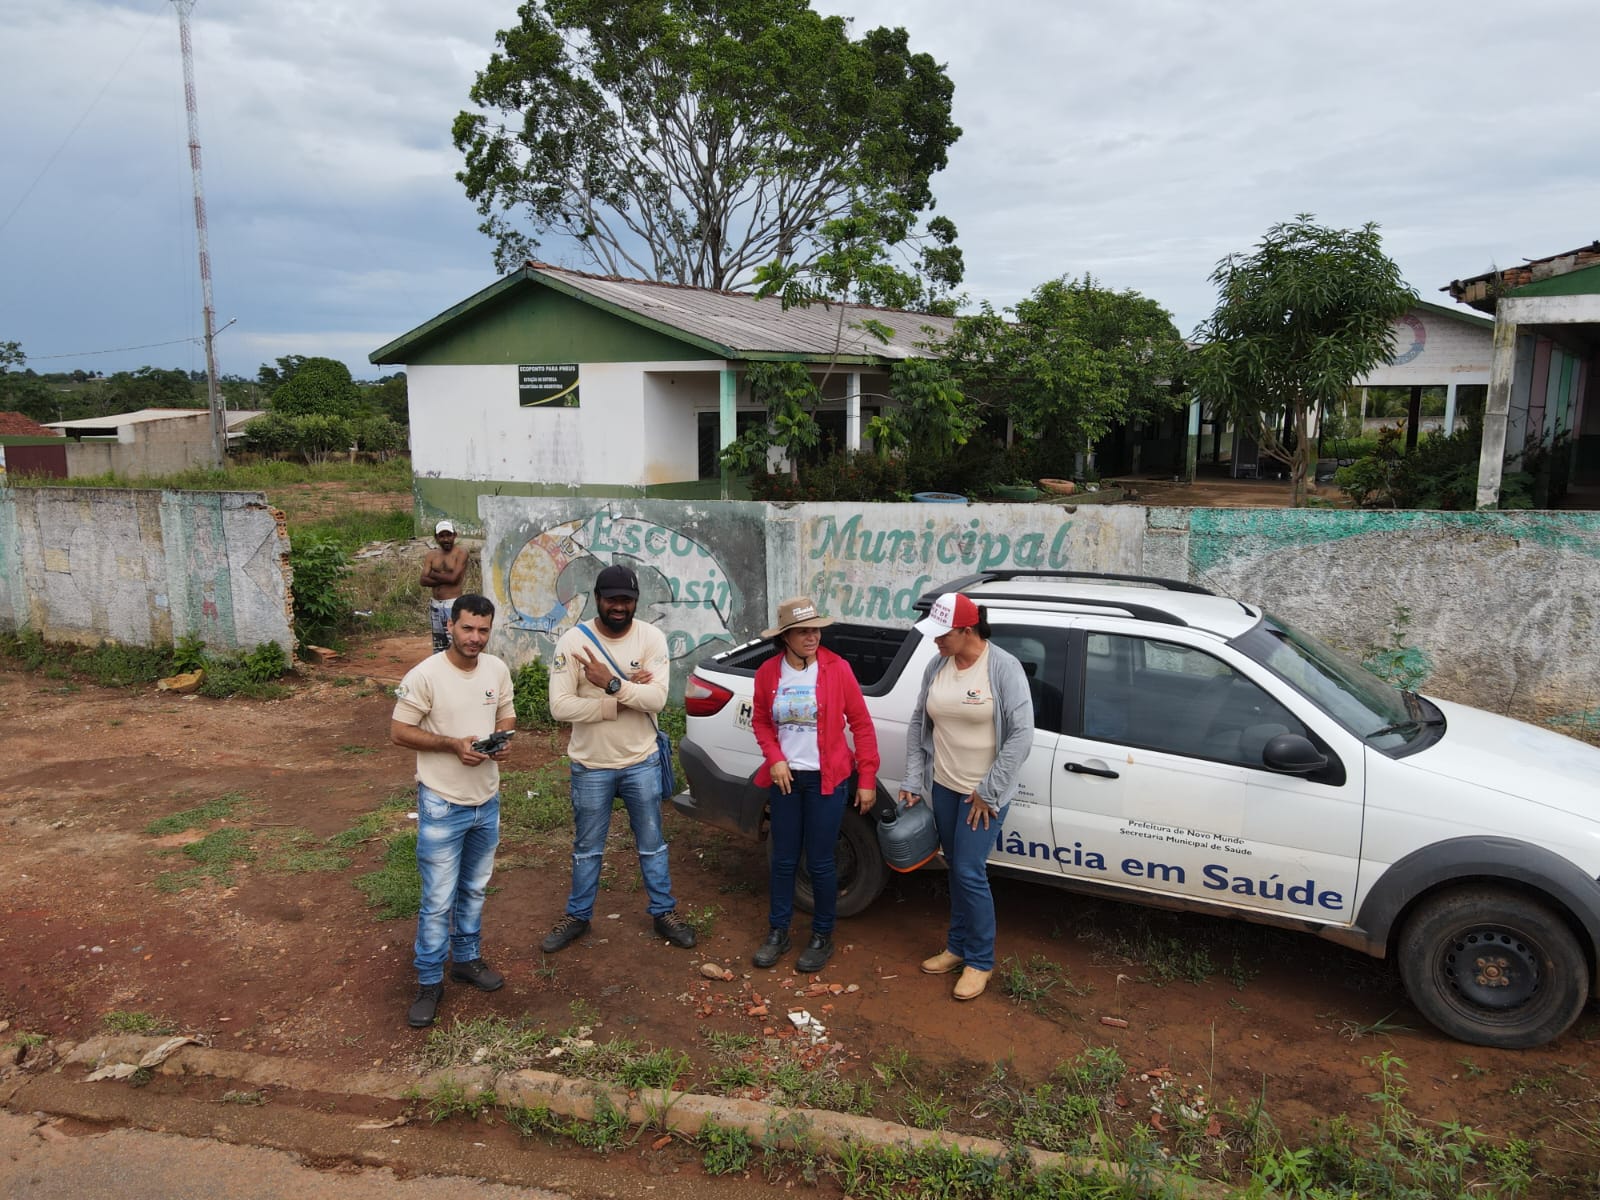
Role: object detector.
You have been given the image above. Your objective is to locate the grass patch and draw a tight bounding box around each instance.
[294,507,416,551]
[999,953,1090,1013]
[155,827,256,891]
[102,1010,177,1036]
[144,791,248,836]
[259,829,352,874]
[355,830,420,919]
[499,764,572,836]
[329,791,413,851]
[419,1015,551,1073]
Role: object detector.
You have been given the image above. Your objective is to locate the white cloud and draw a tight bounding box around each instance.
[3,0,1598,377]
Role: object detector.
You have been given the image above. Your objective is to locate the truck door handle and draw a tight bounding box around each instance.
[1064,762,1119,779]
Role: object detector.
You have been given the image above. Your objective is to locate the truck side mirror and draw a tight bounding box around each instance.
[1262,733,1328,775]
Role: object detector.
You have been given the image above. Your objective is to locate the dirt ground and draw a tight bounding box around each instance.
[5,629,1600,1190]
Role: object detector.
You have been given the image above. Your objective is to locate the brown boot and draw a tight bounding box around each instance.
[920,950,964,975]
[953,967,991,1001]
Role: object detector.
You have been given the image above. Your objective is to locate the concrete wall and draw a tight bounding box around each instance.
[0,486,293,654]
[481,496,1600,723]
[1361,308,1493,388]
[63,413,218,479]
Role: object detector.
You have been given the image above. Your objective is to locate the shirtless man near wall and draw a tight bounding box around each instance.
[421,520,468,652]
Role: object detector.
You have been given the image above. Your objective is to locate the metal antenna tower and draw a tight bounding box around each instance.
[171,0,226,466]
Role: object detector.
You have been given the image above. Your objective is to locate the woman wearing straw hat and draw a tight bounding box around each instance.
[899,592,1034,1001]
[748,597,880,973]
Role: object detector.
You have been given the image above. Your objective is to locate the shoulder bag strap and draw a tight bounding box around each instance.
[577,621,660,732]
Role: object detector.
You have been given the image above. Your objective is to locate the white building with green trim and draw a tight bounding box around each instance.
[370,262,957,533]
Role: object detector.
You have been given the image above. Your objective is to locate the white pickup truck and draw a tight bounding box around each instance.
[674,571,1600,1048]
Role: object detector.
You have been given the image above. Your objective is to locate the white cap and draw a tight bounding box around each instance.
[435,519,455,534]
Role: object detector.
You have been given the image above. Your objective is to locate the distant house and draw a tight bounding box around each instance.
[0,411,66,480]
[370,262,958,532]
[44,408,264,479]
[1445,242,1600,507]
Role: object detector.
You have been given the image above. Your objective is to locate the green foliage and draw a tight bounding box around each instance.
[941,274,1190,471]
[199,642,291,699]
[171,634,208,674]
[268,356,360,420]
[499,764,572,836]
[350,414,404,455]
[144,791,248,836]
[455,0,961,298]
[289,535,351,643]
[511,658,556,729]
[102,1010,178,1036]
[70,640,174,688]
[719,362,822,482]
[885,355,979,457]
[1193,214,1417,504]
[699,1121,755,1175]
[155,827,256,891]
[749,448,909,502]
[355,831,421,919]
[1336,427,1533,510]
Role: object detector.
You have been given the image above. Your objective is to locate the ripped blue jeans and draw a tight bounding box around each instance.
[413,784,499,984]
[562,756,677,920]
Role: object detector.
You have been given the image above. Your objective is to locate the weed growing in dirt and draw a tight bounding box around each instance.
[703,1029,757,1057]
[511,658,558,730]
[419,1015,549,1073]
[328,791,412,851]
[871,1047,914,1086]
[680,903,721,937]
[354,830,420,918]
[156,827,256,891]
[259,829,350,874]
[499,765,571,836]
[144,791,249,835]
[1327,1010,1411,1042]
[339,744,376,755]
[565,1092,629,1152]
[424,1078,496,1124]
[102,1011,177,1035]
[14,1032,47,1048]
[503,1102,559,1138]
[698,1120,755,1174]
[999,953,1090,1013]
[759,1112,823,1185]
[221,1090,266,1105]
[902,1089,952,1130]
[616,1046,691,1090]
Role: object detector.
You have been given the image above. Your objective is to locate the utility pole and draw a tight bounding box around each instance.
[172,0,226,466]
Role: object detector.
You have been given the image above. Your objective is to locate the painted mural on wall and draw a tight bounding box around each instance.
[792,503,1148,619]
[483,500,769,683]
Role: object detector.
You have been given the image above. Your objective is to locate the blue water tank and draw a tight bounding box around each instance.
[876,795,940,873]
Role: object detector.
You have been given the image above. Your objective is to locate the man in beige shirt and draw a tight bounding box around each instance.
[390,594,515,1028]
[541,564,696,954]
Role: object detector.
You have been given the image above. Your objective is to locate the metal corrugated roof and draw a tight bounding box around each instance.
[534,264,958,359]
[370,262,958,365]
[46,409,264,434]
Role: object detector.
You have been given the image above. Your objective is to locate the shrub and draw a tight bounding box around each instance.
[290,535,351,643]
[511,657,557,729]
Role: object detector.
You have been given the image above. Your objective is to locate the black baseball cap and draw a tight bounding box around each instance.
[595,564,640,598]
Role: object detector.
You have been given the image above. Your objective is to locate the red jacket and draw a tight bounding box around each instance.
[751,645,879,795]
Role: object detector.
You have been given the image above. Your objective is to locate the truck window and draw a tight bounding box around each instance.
[988,625,1068,734]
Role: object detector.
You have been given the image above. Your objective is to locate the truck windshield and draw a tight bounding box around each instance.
[1237,615,1419,751]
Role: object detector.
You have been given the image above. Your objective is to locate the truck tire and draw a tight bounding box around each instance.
[1397,887,1588,1049]
[779,810,888,919]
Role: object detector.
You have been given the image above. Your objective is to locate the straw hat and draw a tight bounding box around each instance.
[760,596,834,640]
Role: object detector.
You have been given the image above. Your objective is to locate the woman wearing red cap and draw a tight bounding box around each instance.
[748,596,879,974]
[899,592,1034,1000]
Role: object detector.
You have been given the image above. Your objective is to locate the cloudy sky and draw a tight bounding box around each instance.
[3,0,1597,382]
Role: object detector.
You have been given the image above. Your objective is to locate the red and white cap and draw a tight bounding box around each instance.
[915,592,980,637]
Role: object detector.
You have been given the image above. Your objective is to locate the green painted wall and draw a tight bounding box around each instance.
[1511,262,1600,298]
[400,285,712,366]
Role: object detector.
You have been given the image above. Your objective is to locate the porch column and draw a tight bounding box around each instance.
[845,371,862,453]
[1443,383,1458,435]
[1476,317,1518,509]
[719,366,738,501]
[1183,397,1200,482]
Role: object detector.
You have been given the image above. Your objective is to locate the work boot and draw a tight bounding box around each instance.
[407,982,443,1028]
[540,915,591,954]
[953,967,991,1001]
[920,949,964,975]
[449,958,504,992]
[752,927,791,968]
[653,911,698,949]
[795,932,834,974]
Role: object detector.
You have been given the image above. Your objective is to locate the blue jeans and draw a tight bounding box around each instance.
[767,771,848,937]
[413,784,499,984]
[931,781,1009,972]
[564,755,677,920]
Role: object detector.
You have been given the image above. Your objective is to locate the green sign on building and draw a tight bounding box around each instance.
[519,363,580,408]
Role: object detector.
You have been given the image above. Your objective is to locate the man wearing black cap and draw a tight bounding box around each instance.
[543,563,696,953]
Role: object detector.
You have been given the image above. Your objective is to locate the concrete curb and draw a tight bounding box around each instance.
[45,1036,1222,1198]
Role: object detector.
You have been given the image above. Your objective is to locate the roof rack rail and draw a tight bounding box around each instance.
[981,595,1190,626]
[914,571,1213,613]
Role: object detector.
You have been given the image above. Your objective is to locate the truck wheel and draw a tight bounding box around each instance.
[782,810,888,919]
[1397,888,1588,1049]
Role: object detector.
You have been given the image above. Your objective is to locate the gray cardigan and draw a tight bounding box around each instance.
[902,642,1035,809]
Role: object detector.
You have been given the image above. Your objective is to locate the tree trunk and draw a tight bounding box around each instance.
[1291,402,1310,506]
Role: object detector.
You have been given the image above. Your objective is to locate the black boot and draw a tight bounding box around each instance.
[752,927,791,968]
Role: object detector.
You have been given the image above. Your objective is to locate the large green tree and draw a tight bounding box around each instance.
[453,0,963,301]
[1193,215,1416,505]
[939,276,1190,472]
[268,357,360,421]
[0,341,55,423]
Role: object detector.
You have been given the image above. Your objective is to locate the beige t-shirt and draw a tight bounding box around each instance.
[926,646,997,794]
[549,619,670,769]
[392,651,516,806]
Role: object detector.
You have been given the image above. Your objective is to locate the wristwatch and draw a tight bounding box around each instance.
[604,677,622,695]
